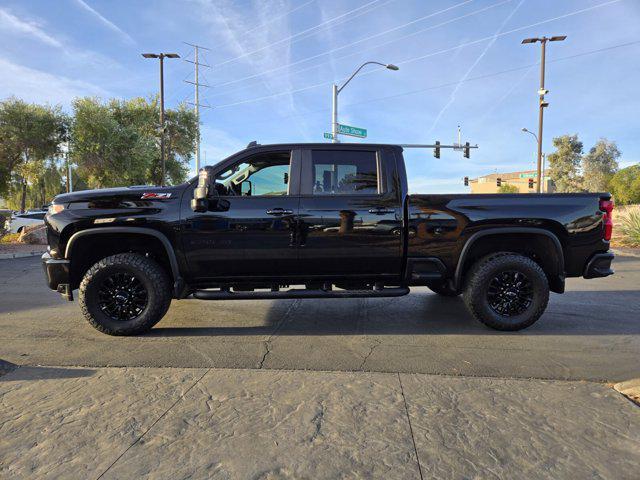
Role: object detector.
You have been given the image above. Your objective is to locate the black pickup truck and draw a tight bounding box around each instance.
[42,143,615,335]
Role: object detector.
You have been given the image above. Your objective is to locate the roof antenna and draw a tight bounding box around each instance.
[246,141,259,148]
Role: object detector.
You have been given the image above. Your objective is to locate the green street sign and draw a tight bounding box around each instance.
[323,132,334,139]
[337,124,367,138]
[519,172,538,178]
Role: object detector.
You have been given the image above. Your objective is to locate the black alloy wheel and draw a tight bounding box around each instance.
[486,270,533,317]
[97,272,148,321]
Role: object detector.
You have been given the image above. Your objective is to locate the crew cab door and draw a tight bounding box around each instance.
[181,149,301,280]
[296,147,402,278]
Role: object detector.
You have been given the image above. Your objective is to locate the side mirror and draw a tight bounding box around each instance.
[240,180,252,196]
[191,167,218,212]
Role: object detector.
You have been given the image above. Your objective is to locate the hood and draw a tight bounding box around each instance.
[53,185,185,204]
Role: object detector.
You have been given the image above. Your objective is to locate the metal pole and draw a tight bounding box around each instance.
[331,84,338,143]
[536,39,546,193]
[541,152,546,193]
[194,46,200,172]
[159,54,166,187]
[66,142,73,193]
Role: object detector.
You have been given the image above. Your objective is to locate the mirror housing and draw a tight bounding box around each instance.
[191,166,217,212]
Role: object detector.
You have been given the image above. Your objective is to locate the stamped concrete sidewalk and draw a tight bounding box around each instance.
[1,366,638,479]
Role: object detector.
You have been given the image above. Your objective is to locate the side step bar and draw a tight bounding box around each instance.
[192,287,410,300]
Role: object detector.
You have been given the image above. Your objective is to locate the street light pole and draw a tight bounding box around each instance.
[142,52,180,186]
[331,61,398,143]
[522,127,542,192]
[522,35,566,193]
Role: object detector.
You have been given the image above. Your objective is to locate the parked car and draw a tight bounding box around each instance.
[7,211,46,233]
[42,143,615,335]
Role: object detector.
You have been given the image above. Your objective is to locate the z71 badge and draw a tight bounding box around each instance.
[141,192,172,199]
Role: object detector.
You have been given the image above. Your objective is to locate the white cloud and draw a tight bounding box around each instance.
[0,7,63,48]
[0,57,109,106]
[72,0,135,45]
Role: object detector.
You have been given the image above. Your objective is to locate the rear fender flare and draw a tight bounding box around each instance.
[453,227,565,290]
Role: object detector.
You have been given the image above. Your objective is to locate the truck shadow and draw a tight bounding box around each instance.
[150,288,640,337]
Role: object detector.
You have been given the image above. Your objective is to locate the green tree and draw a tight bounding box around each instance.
[582,138,620,192]
[71,96,196,188]
[609,164,640,205]
[0,98,67,211]
[497,183,519,194]
[547,134,584,193]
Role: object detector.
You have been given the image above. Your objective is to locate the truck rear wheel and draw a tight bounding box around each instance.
[79,253,171,336]
[463,253,549,331]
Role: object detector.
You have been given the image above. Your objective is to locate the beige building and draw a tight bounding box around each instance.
[469,170,554,194]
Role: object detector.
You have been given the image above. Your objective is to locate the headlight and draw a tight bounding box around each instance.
[48,204,66,215]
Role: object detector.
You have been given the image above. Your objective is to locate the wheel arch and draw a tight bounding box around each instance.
[65,227,180,289]
[454,227,565,293]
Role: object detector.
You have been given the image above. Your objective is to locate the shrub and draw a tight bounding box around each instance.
[497,184,519,194]
[609,164,640,205]
[0,232,21,244]
[613,205,640,247]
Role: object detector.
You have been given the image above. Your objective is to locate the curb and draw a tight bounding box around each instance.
[0,251,46,260]
[613,378,640,405]
[611,248,640,258]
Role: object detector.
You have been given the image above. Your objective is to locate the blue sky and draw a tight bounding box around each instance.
[0,0,639,192]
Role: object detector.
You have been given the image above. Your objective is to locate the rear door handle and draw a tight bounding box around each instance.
[266,208,294,216]
[368,208,394,215]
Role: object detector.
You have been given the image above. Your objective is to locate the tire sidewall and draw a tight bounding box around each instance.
[81,255,168,335]
[467,255,549,330]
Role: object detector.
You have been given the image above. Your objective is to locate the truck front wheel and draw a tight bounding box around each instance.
[463,253,549,331]
[79,253,172,335]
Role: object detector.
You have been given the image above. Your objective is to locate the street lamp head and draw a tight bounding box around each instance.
[165,53,180,58]
[142,53,159,58]
[521,127,529,132]
[550,35,567,42]
[521,37,538,44]
[386,64,399,71]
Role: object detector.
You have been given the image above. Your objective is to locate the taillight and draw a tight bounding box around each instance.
[599,199,614,241]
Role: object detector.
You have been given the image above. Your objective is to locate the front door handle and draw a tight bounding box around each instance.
[266,208,294,216]
[368,208,394,215]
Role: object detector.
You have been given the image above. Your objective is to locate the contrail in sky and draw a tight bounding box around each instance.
[428,0,526,134]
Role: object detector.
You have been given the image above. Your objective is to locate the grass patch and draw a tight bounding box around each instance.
[0,232,21,244]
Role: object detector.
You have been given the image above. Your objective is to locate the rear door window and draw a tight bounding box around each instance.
[311,150,378,195]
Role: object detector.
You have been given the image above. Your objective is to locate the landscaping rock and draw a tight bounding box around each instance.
[18,224,47,244]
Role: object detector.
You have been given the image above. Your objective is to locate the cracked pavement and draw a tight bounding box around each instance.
[1,255,640,478]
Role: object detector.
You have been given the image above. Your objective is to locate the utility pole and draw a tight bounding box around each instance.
[522,35,566,193]
[183,42,212,172]
[142,52,180,186]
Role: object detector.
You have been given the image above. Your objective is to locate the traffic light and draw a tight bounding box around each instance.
[463,141,470,158]
[528,178,534,189]
[496,178,502,187]
[464,176,469,186]
[433,140,440,159]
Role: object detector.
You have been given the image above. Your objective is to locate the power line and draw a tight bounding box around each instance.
[242,0,316,36]
[213,0,623,109]
[212,0,387,68]
[211,39,640,126]
[210,0,509,96]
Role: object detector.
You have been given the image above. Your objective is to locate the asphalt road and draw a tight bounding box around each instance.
[1,254,639,382]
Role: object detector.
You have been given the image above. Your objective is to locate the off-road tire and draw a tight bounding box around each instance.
[463,253,549,331]
[426,281,460,297]
[79,253,171,335]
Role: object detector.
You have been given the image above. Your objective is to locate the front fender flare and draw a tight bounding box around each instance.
[64,227,180,281]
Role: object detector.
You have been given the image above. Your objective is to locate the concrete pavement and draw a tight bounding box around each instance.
[1,254,639,478]
[1,255,639,381]
[1,366,638,480]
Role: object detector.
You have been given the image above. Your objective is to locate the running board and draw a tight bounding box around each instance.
[192,287,410,300]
